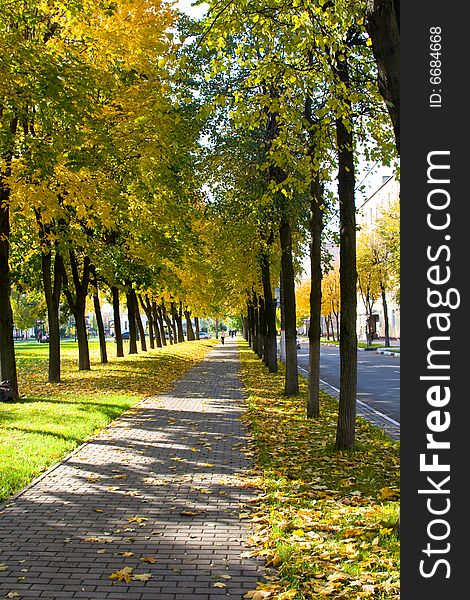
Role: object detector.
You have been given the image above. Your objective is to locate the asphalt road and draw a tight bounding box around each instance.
[296,342,400,424]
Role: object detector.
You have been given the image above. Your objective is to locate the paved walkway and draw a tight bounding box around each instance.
[0,339,264,599]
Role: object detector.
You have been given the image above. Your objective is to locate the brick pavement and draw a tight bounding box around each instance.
[0,338,265,599]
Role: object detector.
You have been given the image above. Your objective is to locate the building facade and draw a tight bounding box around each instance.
[356,174,400,343]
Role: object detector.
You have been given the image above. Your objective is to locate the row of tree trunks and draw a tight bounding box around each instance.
[185,310,195,340]
[132,290,147,352]
[245,284,278,374]
[152,301,166,346]
[139,294,156,349]
[62,252,91,371]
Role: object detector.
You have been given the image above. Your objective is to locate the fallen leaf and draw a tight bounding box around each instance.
[276,591,296,600]
[128,516,148,523]
[266,553,282,568]
[109,567,134,583]
[6,593,20,599]
[291,529,305,537]
[181,510,205,516]
[213,582,227,588]
[244,591,272,599]
[140,556,157,563]
[0,564,9,572]
[133,573,152,581]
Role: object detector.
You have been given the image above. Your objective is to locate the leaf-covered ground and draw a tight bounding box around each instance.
[237,340,400,600]
[0,339,217,501]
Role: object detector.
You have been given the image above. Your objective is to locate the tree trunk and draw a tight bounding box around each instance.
[247,302,254,348]
[307,178,324,418]
[242,315,248,340]
[131,290,147,351]
[195,316,200,340]
[161,301,174,344]
[139,295,155,349]
[0,202,18,398]
[41,245,63,383]
[111,286,124,357]
[176,301,185,342]
[366,0,400,154]
[252,294,261,358]
[62,252,91,371]
[152,301,164,347]
[280,216,299,396]
[185,310,195,340]
[126,291,138,354]
[335,96,357,450]
[381,286,391,346]
[0,121,19,399]
[258,294,266,359]
[91,275,107,365]
[169,301,179,343]
[260,253,277,373]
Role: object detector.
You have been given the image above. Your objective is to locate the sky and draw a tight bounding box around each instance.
[174,0,208,19]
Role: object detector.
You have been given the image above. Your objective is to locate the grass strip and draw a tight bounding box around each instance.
[0,339,217,501]
[237,339,400,600]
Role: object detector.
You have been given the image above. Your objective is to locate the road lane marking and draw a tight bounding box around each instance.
[298,366,400,428]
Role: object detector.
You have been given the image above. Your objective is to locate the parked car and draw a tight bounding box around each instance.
[121,331,130,339]
[198,331,211,339]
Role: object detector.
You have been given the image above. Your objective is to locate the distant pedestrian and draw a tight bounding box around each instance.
[220,330,226,345]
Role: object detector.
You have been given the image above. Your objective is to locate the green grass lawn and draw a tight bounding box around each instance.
[237,339,400,599]
[0,339,217,501]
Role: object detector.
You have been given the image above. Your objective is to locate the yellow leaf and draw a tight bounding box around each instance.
[181,510,205,516]
[140,556,157,563]
[244,591,273,600]
[213,582,227,588]
[109,567,134,583]
[291,529,305,537]
[266,553,282,568]
[276,590,296,600]
[134,573,152,581]
[379,487,398,500]
[128,516,148,523]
